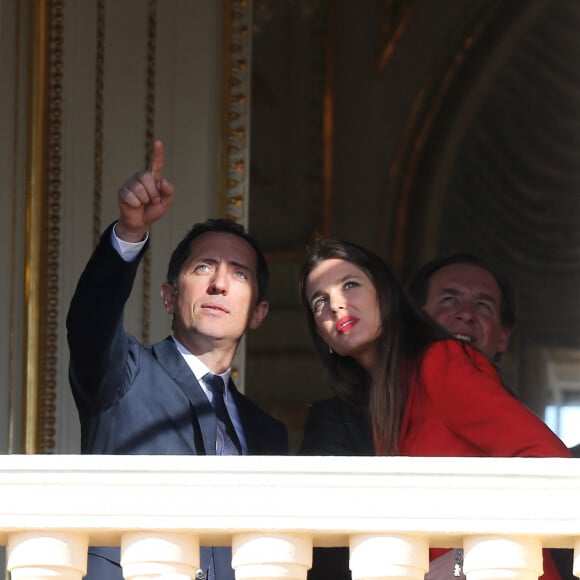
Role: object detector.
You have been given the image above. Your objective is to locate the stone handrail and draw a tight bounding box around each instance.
[1,455,579,579]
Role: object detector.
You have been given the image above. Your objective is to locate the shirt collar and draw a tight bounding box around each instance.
[172,337,232,397]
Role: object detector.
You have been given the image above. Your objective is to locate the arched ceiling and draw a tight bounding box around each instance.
[407,0,580,349]
[246,0,580,433]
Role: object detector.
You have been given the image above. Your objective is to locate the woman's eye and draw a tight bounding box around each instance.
[313,297,326,312]
[344,280,359,290]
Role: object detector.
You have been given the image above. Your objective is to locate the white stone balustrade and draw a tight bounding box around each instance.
[0,455,578,579]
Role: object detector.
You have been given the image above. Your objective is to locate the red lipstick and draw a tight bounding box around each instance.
[336,316,358,334]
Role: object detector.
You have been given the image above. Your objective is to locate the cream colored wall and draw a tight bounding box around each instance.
[1,0,29,454]
[60,0,225,453]
[1,0,225,454]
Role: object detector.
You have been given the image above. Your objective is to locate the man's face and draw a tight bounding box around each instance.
[422,263,510,360]
[161,231,268,352]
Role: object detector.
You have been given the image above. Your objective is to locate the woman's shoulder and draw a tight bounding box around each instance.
[422,338,497,376]
[425,337,479,356]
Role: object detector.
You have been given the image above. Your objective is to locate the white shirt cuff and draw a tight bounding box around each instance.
[111,222,149,262]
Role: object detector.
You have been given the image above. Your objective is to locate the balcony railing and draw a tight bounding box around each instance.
[1,455,579,579]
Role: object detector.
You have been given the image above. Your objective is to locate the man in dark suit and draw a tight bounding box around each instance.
[299,253,517,579]
[67,140,288,580]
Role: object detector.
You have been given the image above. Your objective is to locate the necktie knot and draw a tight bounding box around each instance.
[204,373,226,396]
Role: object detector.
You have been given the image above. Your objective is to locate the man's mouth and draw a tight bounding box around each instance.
[202,302,229,314]
[454,333,473,343]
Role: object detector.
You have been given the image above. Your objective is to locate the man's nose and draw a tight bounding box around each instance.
[455,302,474,320]
[208,266,228,294]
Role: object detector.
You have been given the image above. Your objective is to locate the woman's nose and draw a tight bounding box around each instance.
[329,293,345,313]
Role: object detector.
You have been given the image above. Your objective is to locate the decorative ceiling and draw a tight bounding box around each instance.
[435,0,580,348]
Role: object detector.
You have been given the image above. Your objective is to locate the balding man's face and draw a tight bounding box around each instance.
[423,263,511,360]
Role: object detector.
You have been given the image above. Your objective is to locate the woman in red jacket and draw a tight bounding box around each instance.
[299,238,571,579]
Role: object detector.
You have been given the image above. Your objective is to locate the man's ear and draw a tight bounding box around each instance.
[249,300,269,330]
[160,283,176,314]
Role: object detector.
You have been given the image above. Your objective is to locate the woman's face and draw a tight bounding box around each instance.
[305,258,382,372]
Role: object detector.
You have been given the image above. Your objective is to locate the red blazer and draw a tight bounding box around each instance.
[398,340,571,458]
[396,340,572,579]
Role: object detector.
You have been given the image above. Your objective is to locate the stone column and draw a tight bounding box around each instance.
[7,531,89,580]
[349,534,429,580]
[463,536,543,580]
[232,533,313,580]
[121,532,200,580]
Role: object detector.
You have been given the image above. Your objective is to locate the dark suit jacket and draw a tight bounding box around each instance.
[67,224,288,579]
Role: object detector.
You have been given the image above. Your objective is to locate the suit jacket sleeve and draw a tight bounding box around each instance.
[416,340,571,458]
[66,222,149,414]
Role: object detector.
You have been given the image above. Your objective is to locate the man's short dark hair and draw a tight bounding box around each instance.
[166,218,269,303]
[406,253,516,329]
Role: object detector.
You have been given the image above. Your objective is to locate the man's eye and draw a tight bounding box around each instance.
[234,270,248,280]
[478,302,492,313]
[194,264,211,273]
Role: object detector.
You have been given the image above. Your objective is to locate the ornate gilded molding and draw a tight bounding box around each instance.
[219,0,252,224]
[23,0,47,455]
[141,0,158,345]
[40,0,64,454]
[8,0,24,455]
[25,0,63,453]
[219,0,253,385]
[376,0,419,73]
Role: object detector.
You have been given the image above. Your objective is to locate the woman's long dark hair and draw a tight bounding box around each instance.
[299,239,451,454]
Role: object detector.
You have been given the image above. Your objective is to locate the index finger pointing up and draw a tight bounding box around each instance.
[149,140,164,181]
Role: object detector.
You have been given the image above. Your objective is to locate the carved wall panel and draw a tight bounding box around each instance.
[1,0,225,453]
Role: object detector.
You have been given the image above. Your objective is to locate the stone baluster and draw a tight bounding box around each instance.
[7,531,89,580]
[121,532,200,580]
[232,532,313,580]
[349,534,429,580]
[463,536,543,580]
